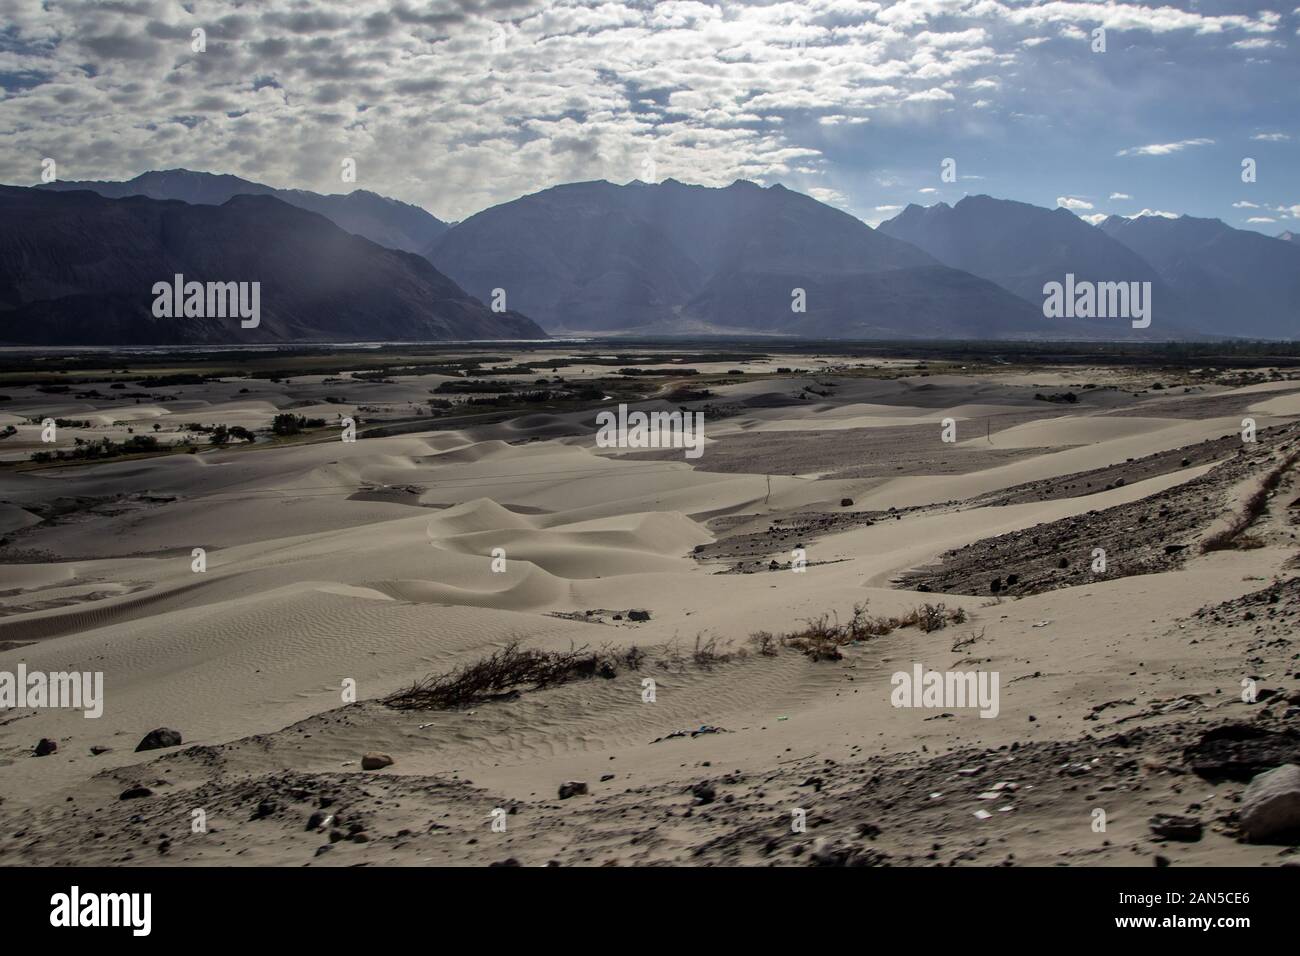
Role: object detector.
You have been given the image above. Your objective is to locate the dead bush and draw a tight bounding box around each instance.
[692,634,735,669]
[749,631,780,656]
[384,640,616,711]
[761,599,972,660]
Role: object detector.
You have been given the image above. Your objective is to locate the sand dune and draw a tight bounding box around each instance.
[3,364,1299,868]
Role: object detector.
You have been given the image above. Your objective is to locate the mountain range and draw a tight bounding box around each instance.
[879,196,1300,339]
[1096,214,1300,339]
[0,186,541,345]
[4,168,1297,344]
[38,169,449,255]
[426,179,1068,338]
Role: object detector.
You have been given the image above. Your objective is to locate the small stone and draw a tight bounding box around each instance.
[558,780,588,799]
[119,786,153,800]
[1148,813,1203,841]
[34,738,57,757]
[361,752,394,770]
[691,781,717,804]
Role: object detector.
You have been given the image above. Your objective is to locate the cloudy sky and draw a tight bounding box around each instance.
[1,0,1297,233]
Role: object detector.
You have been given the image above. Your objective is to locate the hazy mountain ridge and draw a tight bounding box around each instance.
[427,179,1062,337]
[1099,214,1300,339]
[878,196,1205,333]
[0,186,543,345]
[37,169,450,255]
[880,196,1298,338]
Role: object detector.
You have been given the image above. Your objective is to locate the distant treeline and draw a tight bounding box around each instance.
[4,338,1300,383]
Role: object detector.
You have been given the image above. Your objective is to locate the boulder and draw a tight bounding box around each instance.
[558,780,588,799]
[135,727,182,752]
[361,752,394,770]
[1239,763,1300,843]
[33,738,57,757]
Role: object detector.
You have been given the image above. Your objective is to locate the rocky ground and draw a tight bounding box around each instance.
[2,567,1297,867]
[896,422,1300,596]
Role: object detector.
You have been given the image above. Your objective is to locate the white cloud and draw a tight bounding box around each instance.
[1117,138,1215,157]
[806,186,850,206]
[1056,196,1094,210]
[875,204,904,212]
[1109,192,1131,200]
[1251,132,1291,141]
[1233,200,1260,208]
[918,187,939,194]
[0,0,1285,221]
[1127,208,1179,219]
[1247,216,1277,223]
[1079,213,1107,225]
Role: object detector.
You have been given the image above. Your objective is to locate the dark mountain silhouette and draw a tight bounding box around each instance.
[1099,214,1300,339]
[38,169,449,254]
[877,196,1203,334]
[425,179,1063,337]
[0,186,544,345]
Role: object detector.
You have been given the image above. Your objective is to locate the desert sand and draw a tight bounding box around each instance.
[1,352,1298,866]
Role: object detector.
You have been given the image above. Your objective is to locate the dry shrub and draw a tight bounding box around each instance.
[749,631,780,656]
[692,634,735,669]
[384,640,616,711]
[917,603,948,633]
[951,626,985,653]
[761,600,971,660]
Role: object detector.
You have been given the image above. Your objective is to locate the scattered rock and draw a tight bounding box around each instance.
[135,728,182,752]
[1148,813,1203,842]
[33,738,57,757]
[361,752,394,770]
[808,838,889,867]
[89,745,112,755]
[119,786,153,800]
[1239,763,1300,843]
[840,498,853,507]
[690,781,717,804]
[558,780,588,799]
[1184,724,1300,781]
[627,609,651,622]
